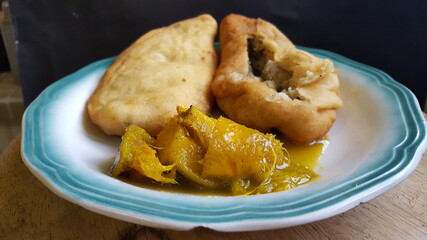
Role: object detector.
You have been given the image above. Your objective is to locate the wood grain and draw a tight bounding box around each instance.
[1,115,426,240]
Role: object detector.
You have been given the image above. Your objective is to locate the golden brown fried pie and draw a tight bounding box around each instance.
[212,14,343,143]
[87,14,218,136]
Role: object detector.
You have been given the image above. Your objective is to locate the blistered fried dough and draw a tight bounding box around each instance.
[212,14,343,143]
[88,14,217,136]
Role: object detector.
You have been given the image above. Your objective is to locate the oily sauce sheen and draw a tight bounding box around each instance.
[111,106,327,196]
[117,139,327,196]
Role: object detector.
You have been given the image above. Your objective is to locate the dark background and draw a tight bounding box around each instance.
[8,0,427,107]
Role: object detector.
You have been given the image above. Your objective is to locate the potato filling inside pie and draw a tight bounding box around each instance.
[248,37,298,99]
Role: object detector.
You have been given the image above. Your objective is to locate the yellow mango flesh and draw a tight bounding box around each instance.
[155,117,219,188]
[111,106,320,196]
[111,125,176,184]
[201,117,287,195]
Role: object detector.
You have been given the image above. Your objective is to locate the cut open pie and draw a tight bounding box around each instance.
[212,14,343,143]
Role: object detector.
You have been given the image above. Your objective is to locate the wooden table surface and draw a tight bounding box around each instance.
[1,114,426,240]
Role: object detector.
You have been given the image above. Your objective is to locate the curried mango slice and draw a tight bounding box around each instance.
[111,125,176,184]
[200,117,288,195]
[171,106,290,195]
[111,105,320,196]
[156,117,219,188]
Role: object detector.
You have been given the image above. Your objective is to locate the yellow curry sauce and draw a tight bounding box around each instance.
[111,106,327,196]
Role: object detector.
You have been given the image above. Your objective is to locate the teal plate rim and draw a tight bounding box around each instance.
[21,46,427,231]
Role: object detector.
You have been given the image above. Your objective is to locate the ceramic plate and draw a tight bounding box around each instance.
[21,47,427,231]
